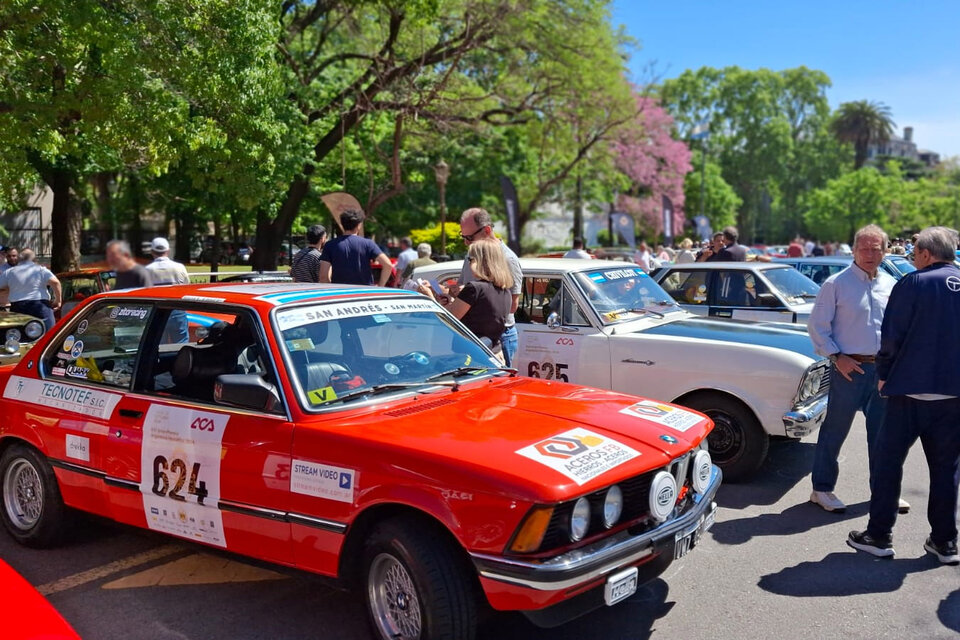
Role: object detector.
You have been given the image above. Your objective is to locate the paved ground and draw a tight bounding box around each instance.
[4,414,958,639]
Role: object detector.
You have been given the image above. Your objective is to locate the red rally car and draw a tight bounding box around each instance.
[0,283,720,639]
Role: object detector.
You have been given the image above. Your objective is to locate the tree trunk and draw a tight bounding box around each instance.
[129,174,143,256]
[49,168,81,273]
[252,177,311,270]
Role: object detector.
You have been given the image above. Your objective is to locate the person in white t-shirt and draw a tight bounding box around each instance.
[563,238,591,259]
[146,237,190,342]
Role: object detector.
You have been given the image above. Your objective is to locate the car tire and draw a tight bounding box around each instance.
[683,393,768,482]
[362,516,477,640]
[0,443,68,548]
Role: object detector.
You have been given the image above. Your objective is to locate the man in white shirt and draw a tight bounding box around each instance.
[145,237,190,286]
[0,248,61,331]
[393,237,418,282]
[563,238,591,259]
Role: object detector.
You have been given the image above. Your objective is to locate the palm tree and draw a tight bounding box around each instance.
[830,100,896,170]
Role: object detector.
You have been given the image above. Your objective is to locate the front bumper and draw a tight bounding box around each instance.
[471,465,721,594]
[0,342,34,365]
[782,394,828,438]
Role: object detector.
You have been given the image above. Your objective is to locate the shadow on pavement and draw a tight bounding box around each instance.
[481,578,671,640]
[709,500,869,546]
[939,589,960,633]
[715,439,816,510]
[758,551,941,597]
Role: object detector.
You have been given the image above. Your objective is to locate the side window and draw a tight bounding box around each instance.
[44,302,153,389]
[559,285,590,326]
[516,277,561,324]
[715,270,748,306]
[59,277,100,317]
[742,274,773,307]
[145,308,273,407]
[661,270,708,305]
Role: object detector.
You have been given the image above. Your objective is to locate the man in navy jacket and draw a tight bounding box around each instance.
[847,226,960,564]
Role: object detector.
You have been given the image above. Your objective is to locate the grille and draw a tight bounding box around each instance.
[817,367,831,396]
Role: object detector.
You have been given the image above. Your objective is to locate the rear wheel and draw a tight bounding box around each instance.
[363,517,477,640]
[682,393,768,482]
[0,443,67,547]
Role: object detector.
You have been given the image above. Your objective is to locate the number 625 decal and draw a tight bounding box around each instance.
[527,361,569,382]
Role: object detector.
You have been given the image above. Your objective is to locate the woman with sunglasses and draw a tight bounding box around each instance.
[418,238,513,352]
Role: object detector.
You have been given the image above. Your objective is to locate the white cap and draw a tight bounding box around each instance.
[150,237,170,253]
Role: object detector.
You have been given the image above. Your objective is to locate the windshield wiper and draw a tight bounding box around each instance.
[627,307,665,319]
[316,381,451,406]
[425,365,517,383]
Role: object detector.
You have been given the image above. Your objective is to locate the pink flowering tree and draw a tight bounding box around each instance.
[612,94,693,239]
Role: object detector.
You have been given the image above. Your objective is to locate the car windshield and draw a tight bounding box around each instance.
[762,267,820,303]
[886,256,916,277]
[573,267,681,324]
[274,298,504,409]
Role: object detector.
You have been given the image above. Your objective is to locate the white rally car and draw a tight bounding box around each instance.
[415,259,829,480]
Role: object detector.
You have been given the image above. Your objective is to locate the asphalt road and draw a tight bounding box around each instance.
[4,413,958,640]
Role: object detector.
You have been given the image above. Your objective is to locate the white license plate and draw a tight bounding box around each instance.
[674,528,695,559]
[603,567,638,606]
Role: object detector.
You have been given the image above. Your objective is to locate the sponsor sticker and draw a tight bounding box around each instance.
[516,428,640,486]
[290,460,356,503]
[603,268,645,280]
[77,319,89,335]
[276,299,438,331]
[70,341,84,359]
[307,386,337,405]
[3,376,122,419]
[110,306,150,320]
[285,338,314,351]
[620,400,704,432]
[62,335,76,352]
[66,434,90,462]
[65,364,89,379]
[140,405,228,547]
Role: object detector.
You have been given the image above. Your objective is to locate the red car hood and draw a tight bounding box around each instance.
[322,377,712,501]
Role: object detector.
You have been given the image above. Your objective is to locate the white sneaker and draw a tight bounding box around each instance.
[898,498,910,514]
[810,490,846,513]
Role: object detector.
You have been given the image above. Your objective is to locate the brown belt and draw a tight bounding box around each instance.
[847,354,876,363]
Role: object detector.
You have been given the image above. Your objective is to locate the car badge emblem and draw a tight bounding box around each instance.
[659,434,678,444]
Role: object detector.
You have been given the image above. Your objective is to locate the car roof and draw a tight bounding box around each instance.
[659,262,795,271]
[416,257,640,273]
[773,256,852,265]
[88,282,422,309]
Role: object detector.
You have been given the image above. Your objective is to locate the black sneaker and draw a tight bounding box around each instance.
[847,530,895,558]
[923,538,959,565]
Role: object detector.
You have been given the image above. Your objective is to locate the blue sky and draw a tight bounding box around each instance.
[612,0,960,158]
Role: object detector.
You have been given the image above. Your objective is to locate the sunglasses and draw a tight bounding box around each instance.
[460,228,484,242]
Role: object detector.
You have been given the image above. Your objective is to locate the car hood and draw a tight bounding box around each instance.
[330,378,711,501]
[640,316,819,359]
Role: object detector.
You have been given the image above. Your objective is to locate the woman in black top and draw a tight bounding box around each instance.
[418,238,512,348]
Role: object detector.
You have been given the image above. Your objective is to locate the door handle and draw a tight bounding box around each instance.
[119,408,143,419]
[715,310,732,317]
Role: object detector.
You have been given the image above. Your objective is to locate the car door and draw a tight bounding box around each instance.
[658,268,710,316]
[513,274,611,388]
[108,303,294,564]
[710,269,793,322]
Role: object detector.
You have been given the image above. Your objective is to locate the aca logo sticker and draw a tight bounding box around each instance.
[517,428,640,485]
[621,400,704,433]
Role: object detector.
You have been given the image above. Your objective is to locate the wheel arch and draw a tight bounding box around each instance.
[672,388,759,424]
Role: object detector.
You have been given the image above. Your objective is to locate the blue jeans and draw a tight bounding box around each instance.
[12,299,55,333]
[867,396,960,544]
[501,325,518,368]
[811,362,886,492]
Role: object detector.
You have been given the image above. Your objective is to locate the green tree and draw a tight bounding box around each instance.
[684,160,741,231]
[804,166,899,241]
[830,100,896,170]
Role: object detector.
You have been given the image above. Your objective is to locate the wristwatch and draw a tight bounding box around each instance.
[828,353,840,364]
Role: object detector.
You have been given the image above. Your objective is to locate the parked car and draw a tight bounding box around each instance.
[651,262,820,324]
[0,560,80,639]
[56,268,117,319]
[0,311,46,364]
[415,258,829,480]
[773,255,916,284]
[0,282,720,638]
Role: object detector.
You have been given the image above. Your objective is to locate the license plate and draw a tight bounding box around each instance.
[674,528,695,559]
[603,567,638,606]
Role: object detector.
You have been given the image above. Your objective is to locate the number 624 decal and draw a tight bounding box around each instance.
[527,361,569,382]
[152,455,209,504]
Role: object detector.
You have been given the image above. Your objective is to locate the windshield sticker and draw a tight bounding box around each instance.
[603,268,645,281]
[620,401,704,432]
[277,299,438,331]
[62,335,76,352]
[588,273,607,283]
[286,338,315,351]
[307,386,338,404]
[65,364,90,379]
[77,319,89,335]
[140,405,228,547]
[291,460,356,503]
[3,376,122,419]
[516,428,640,486]
[70,341,84,359]
[373,314,391,323]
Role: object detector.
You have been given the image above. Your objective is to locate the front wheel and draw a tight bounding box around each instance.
[363,517,477,640]
[1,443,67,547]
[683,393,768,482]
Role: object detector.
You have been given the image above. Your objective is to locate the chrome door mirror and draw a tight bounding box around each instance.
[546,312,561,329]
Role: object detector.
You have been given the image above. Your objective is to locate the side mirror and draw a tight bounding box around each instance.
[757,293,779,307]
[215,374,282,412]
[546,312,561,329]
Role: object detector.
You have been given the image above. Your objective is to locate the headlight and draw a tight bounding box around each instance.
[691,450,712,494]
[649,471,677,523]
[798,365,826,402]
[5,328,20,343]
[602,485,623,528]
[24,320,43,340]
[569,497,591,542]
[4,337,19,354]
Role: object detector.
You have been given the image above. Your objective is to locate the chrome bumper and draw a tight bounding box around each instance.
[471,465,721,592]
[782,394,828,438]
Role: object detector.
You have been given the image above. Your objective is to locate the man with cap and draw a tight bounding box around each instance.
[145,237,190,286]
